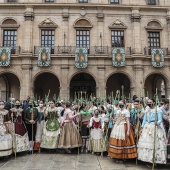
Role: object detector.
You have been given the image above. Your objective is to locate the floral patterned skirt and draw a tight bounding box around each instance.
[167,130,170,160]
[0,134,12,157]
[40,122,60,149]
[137,123,167,164]
[14,132,29,153]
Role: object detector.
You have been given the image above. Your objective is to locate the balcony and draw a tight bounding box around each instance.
[34,46,132,56]
[144,47,169,56]
[0,46,20,55]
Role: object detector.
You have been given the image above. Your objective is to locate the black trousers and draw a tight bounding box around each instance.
[26,123,37,141]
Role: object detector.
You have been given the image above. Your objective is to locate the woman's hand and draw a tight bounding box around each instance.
[126,131,130,137]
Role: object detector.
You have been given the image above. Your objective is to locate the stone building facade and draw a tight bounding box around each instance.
[0,0,170,101]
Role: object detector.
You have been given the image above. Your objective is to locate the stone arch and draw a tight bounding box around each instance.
[145,19,163,30]
[0,71,21,100]
[0,17,20,28]
[144,72,169,99]
[106,71,135,88]
[73,18,93,28]
[106,72,134,99]
[69,71,97,100]
[33,71,61,100]
[69,70,98,87]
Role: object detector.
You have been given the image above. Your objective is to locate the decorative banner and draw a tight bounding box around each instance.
[75,47,88,68]
[112,48,125,67]
[151,48,164,67]
[38,47,51,67]
[0,47,11,66]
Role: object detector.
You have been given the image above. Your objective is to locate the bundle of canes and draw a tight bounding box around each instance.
[152,88,158,170]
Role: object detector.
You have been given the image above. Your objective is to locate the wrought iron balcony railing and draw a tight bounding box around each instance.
[34,46,132,56]
[0,46,20,55]
[144,47,169,56]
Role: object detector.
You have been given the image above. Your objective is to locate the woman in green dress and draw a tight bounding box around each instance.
[40,100,61,149]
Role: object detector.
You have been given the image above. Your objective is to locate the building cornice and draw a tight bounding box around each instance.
[0,4,169,11]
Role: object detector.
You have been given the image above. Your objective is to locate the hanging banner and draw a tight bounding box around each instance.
[112,48,125,67]
[38,47,51,67]
[151,48,164,67]
[0,47,11,66]
[75,47,88,68]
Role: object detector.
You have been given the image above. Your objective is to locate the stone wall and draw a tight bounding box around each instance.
[0,1,170,100]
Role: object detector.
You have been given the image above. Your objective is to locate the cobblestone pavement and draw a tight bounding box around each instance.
[0,151,170,170]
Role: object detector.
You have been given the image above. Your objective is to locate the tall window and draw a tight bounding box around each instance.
[147,0,156,5]
[3,30,17,54]
[110,0,119,4]
[41,30,54,54]
[111,30,124,47]
[79,0,88,3]
[148,32,160,54]
[76,30,90,50]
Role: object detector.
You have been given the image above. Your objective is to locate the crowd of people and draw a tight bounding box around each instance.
[0,95,170,167]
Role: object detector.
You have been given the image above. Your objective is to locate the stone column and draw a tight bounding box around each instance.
[97,66,106,98]
[133,63,144,97]
[20,63,32,100]
[22,6,34,53]
[166,86,170,99]
[60,66,69,100]
[131,8,142,54]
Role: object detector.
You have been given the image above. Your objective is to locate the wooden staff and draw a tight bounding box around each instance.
[152,88,158,170]
[11,101,16,159]
[31,102,34,155]
[136,89,141,165]
[77,99,80,155]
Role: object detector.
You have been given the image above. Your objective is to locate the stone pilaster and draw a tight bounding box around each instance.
[22,6,34,54]
[166,9,170,55]
[131,8,142,54]
[62,8,69,47]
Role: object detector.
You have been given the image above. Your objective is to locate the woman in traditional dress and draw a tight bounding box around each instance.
[137,99,167,164]
[0,101,12,157]
[9,100,29,154]
[40,100,60,150]
[88,109,106,154]
[24,101,39,154]
[34,100,46,151]
[168,127,170,160]
[58,102,82,153]
[80,104,91,153]
[108,100,137,162]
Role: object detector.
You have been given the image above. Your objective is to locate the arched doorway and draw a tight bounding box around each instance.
[144,74,166,99]
[70,73,96,100]
[106,73,131,99]
[0,73,20,101]
[34,73,60,100]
